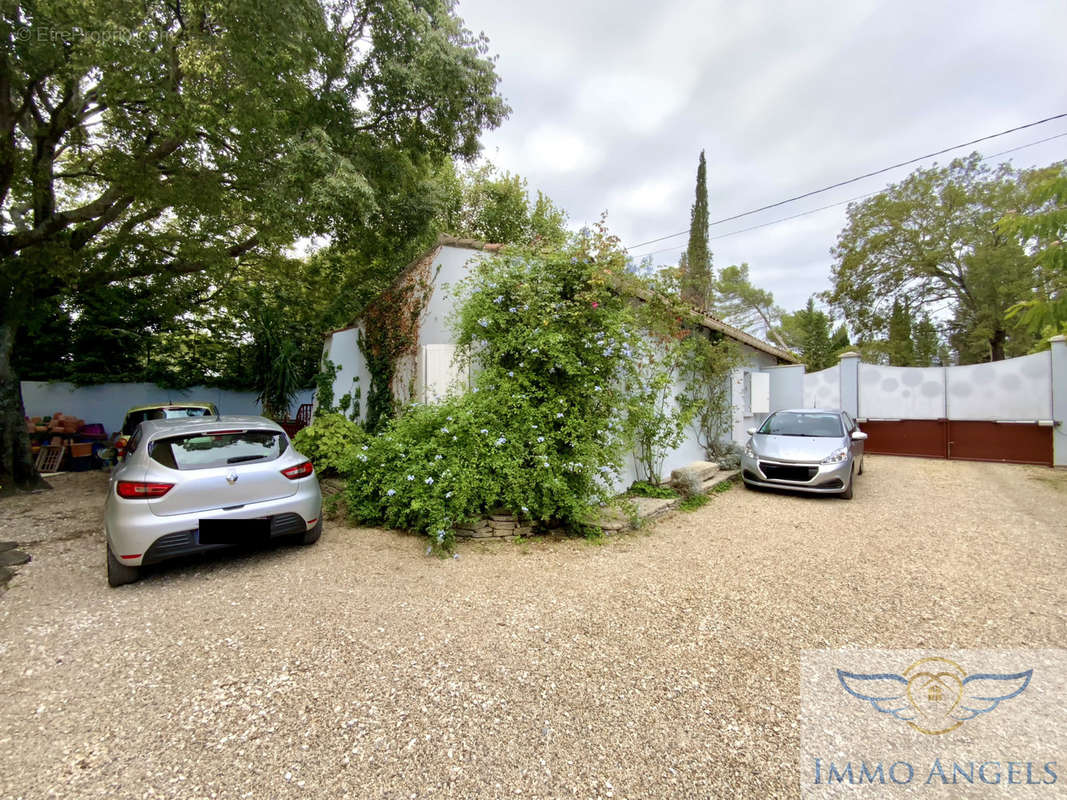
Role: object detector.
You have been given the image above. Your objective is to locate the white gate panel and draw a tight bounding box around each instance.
[804,366,840,409]
[946,351,1052,421]
[859,364,945,420]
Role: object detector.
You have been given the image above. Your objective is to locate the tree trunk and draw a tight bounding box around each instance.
[0,287,48,495]
[990,328,1006,362]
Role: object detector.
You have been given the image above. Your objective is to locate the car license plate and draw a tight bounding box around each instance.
[198,517,270,544]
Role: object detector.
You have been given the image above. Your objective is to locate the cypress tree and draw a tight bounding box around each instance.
[681,150,713,309]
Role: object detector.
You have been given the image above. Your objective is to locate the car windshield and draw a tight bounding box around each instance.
[123,407,213,435]
[149,430,287,470]
[758,412,843,438]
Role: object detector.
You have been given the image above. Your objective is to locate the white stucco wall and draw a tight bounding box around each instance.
[320,246,493,421]
[319,325,371,421]
[418,247,490,350]
[803,366,840,409]
[728,349,779,443]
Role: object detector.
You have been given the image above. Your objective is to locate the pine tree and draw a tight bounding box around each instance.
[887,299,916,366]
[914,314,941,367]
[681,150,713,309]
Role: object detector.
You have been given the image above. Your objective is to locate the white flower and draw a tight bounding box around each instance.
[556,412,564,418]
[480,428,489,434]
[387,489,396,496]
[425,477,434,485]
[445,491,453,498]
[537,436,544,443]
[435,454,443,460]
[407,474,415,481]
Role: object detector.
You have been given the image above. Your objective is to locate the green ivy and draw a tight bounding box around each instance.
[313,358,341,417]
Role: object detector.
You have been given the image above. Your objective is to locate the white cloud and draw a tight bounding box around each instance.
[519,124,604,174]
[457,0,1067,313]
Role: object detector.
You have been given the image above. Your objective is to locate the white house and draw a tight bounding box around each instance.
[320,235,798,489]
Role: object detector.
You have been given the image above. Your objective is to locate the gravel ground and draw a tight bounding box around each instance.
[0,457,1064,799]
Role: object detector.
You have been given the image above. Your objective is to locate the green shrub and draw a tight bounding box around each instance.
[291,414,366,476]
[342,234,640,548]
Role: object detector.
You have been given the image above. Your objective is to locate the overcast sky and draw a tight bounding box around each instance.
[454,0,1067,315]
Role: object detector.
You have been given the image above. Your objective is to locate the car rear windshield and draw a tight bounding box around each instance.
[123,407,214,435]
[758,412,843,437]
[149,430,288,470]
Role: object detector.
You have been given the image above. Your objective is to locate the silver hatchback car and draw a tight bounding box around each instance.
[741,408,867,499]
[104,415,322,586]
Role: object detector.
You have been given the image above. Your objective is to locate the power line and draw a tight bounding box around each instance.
[632,128,1067,260]
[626,112,1067,252]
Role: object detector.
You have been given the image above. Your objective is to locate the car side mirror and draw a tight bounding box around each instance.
[851,431,868,441]
[746,427,757,436]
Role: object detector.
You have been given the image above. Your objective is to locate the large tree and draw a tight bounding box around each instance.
[998,164,1067,340]
[0,0,507,491]
[825,154,1053,364]
[435,161,569,247]
[680,150,712,309]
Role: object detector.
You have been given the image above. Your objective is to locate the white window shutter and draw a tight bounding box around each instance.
[422,345,466,403]
[750,371,771,414]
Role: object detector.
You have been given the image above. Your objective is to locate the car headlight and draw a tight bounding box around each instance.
[821,446,849,464]
[744,440,756,458]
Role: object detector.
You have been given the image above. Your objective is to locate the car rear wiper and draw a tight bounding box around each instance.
[226,454,267,464]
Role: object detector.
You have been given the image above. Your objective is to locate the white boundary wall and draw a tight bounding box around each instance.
[22,381,314,438]
[801,337,1067,466]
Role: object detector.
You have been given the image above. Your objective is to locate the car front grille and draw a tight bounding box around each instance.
[759,462,817,482]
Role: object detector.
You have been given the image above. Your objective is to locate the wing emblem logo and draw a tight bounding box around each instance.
[837,657,1032,735]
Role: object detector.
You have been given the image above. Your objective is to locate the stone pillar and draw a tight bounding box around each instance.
[838,351,861,418]
[1050,335,1066,468]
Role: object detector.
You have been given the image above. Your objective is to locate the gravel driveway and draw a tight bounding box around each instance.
[1,457,1064,798]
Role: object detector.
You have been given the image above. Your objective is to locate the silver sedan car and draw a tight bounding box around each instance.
[104,415,322,586]
[741,409,867,499]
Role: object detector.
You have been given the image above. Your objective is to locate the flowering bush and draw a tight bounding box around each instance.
[340,234,640,547]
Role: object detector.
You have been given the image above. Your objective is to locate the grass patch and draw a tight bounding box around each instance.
[627,481,679,499]
[679,493,711,511]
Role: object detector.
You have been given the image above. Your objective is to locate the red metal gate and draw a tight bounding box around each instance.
[860,420,1052,466]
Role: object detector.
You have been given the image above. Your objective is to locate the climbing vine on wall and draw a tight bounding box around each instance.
[358,254,437,433]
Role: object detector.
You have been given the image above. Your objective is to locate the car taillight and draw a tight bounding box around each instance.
[116,438,127,457]
[281,461,314,480]
[116,481,174,499]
